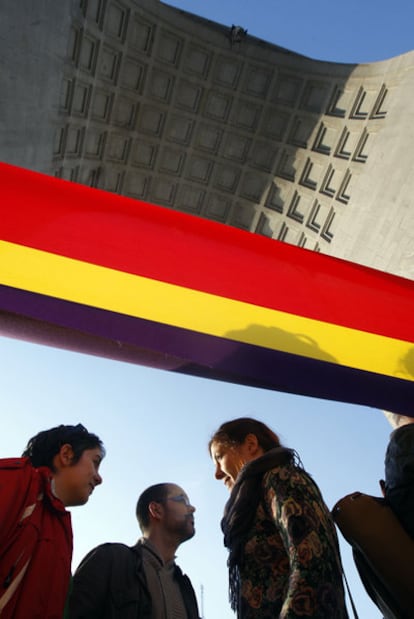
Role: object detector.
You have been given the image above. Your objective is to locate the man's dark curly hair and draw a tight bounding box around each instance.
[22,423,104,471]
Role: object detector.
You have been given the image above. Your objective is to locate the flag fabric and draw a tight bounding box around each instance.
[1,163,413,414]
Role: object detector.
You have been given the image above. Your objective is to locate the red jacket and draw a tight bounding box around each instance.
[0,457,73,618]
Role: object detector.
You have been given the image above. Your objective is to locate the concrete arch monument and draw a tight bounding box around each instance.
[1,0,413,278]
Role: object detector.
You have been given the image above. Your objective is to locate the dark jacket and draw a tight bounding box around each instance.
[385,423,414,538]
[69,541,200,618]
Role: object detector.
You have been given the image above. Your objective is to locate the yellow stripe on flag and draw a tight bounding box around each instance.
[0,239,412,381]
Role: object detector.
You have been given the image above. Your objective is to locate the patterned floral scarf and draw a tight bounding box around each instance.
[221,447,297,615]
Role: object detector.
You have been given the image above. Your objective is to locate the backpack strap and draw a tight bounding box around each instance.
[341,564,359,619]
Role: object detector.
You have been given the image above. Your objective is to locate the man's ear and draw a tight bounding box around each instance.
[148,501,164,522]
[53,443,75,470]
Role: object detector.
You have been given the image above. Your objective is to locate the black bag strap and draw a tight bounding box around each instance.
[341,565,359,619]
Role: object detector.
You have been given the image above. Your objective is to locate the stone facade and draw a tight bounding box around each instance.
[1,0,413,277]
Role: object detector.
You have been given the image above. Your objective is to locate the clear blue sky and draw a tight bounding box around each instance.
[1,2,414,618]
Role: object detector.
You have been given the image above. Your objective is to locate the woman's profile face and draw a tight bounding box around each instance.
[210,440,250,491]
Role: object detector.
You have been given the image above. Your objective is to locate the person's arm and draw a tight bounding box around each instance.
[69,544,113,618]
[263,466,346,618]
[0,459,34,543]
[383,411,414,430]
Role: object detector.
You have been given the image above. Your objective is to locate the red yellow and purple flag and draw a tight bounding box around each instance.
[1,163,413,414]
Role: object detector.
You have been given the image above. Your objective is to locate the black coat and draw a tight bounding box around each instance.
[68,541,200,619]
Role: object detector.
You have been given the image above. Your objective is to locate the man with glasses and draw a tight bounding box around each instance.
[69,483,200,618]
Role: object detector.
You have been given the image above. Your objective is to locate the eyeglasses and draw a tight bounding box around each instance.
[166,494,192,507]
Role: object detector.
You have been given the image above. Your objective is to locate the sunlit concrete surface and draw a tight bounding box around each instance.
[1,0,413,277]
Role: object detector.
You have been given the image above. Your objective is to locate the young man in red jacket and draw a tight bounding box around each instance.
[0,423,104,618]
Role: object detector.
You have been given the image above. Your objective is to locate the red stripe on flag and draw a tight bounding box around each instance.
[1,163,414,342]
